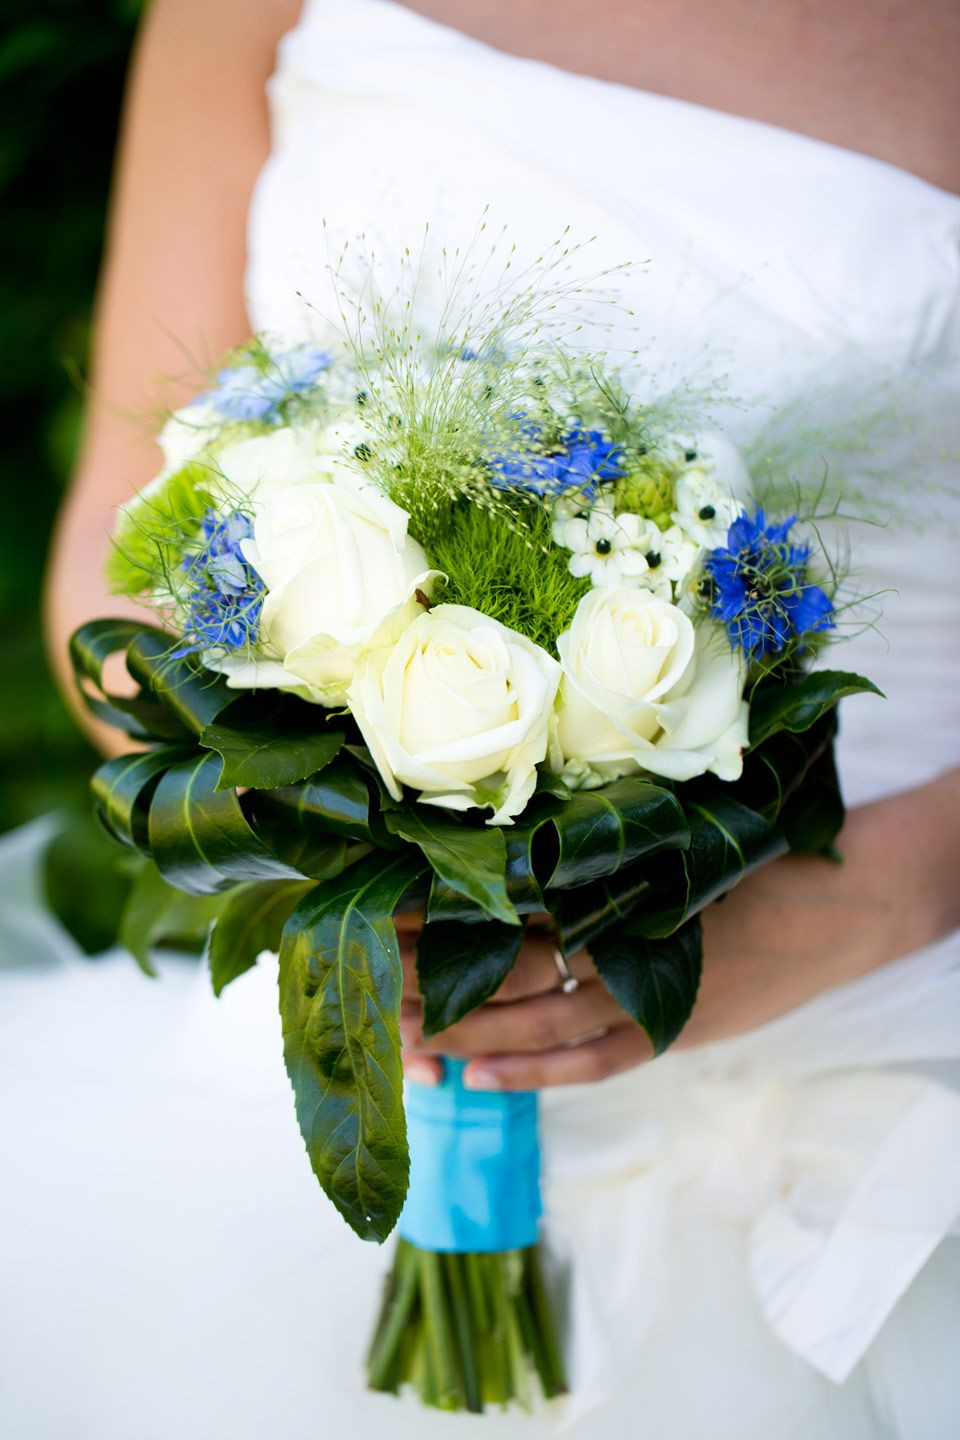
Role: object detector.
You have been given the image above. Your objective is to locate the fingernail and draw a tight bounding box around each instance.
[404,1057,439,1086]
[464,1065,502,1091]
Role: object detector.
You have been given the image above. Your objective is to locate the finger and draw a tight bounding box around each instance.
[461,1023,652,1091]
[484,933,595,1004]
[401,1049,443,1086]
[399,928,593,1004]
[393,907,425,934]
[404,981,622,1056]
[400,939,419,999]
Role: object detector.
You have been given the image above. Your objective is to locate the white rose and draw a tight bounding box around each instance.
[554,587,748,784]
[241,472,435,703]
[348,605,560,824]
[214,425,339,501]
[156,399,224,472]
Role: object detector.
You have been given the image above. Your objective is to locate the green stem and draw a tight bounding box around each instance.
[442,1253,483,1413]
[464,1250,491,1333]
[524,1246,568,1397]
[418,1248,462,1410]
[367,1239,419,1393]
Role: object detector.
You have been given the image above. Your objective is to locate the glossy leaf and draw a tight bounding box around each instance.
[748,669,882,748]
[278,851,426,1241]
[776,738,846,856]
[205,879,316,996]
[424,821,546,923]
[125,629,236,735]
[553,862,653,957]
[386,811,518,927]
[69,619,190,740]
[253,759,384,845]
[626,794,786,940]
[416,920,525,1037]
[70,618,162,689]
[91,747,191,851]
[545,778,688,889]
[117,860,228,977]
[147,752,304,894]
[591,915,703,1055]
[737,712,837,822]
[243,813,353,883]
[201,721,344,791]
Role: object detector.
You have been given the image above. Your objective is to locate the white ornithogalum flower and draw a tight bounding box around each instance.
[557,506,660,588]
[670,433,754,548]
[634,523,701,601]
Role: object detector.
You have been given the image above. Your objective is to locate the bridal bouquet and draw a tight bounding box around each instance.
[70,287,877,1412]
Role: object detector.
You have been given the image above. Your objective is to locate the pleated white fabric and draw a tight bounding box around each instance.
[2,2,960,1435]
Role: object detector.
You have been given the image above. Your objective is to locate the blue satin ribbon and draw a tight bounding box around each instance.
[398,1059,542,1253]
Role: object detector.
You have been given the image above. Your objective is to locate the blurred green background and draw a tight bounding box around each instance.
[1,0,143,942]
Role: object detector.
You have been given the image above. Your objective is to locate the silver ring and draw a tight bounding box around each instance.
[568,1025,610,1048]
[553,947,580,995]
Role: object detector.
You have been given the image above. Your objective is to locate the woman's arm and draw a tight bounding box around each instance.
[44,0,302,747]
[399,764,960,1088]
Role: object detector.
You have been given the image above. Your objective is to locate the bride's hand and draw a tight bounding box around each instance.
[398,769,960,1090]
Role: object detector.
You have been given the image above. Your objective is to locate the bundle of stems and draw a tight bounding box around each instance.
[367,1238,567,1413]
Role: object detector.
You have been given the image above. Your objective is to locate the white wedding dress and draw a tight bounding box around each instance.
[2,2,960,1436]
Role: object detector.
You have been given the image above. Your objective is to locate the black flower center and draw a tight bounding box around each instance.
[698,504,716,521]
[354,442,372,462]
[594,537,612,555]
[645,550,662,569]
[685,449,698,462]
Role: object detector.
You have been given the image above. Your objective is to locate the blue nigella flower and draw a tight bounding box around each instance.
[488,422,624,499]
[704,508,834,659]
[201,346,332,422]
[174,510,266,655]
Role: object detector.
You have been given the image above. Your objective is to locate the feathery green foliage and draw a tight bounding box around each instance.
[429,497,590,653]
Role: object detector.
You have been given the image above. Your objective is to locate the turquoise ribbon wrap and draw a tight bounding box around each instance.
[398,1059,543,1253]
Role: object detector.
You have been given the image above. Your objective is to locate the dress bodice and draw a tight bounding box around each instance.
[247,0,960,810]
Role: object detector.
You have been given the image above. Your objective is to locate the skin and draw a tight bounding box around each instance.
[44,0,960,1087]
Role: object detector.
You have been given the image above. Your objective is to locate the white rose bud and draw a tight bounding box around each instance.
[243,473,436,703]
[554,587,749,784]
[348,605,560,824]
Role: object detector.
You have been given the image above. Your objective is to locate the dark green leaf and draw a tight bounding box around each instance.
[118,860,228,977]
[69,619,190,740]
[91,746,191,851]
[43,809,139,955]
[125,629,236,735]
[627,795,786,939]
[148,752,304,894]
[200,721,343,791]
[69,618,160,690]
[253,759,383,845]
[553,862,653,956]
[205,879,315,996]
[591,916,703,1054]
[776,739,846,856]
[385,811,518,926]
[244,815,353,883]
[416,920,525,1037]
[278,851,426,1241]
[546,778,688,889]
[736,712,837,822]
[748,669,882,748]
[424,822,546,923]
